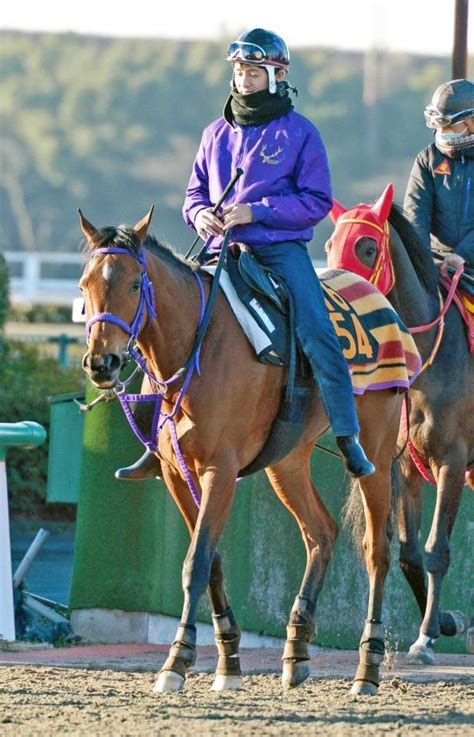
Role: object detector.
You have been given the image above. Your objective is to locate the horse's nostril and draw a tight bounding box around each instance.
[85,352,120,376]
[104,353,121,372]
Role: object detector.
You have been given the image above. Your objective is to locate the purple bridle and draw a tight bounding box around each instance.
[85,246,157,346]
[84,243,206,507]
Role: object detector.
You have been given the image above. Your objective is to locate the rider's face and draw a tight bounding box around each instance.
[233,63,268,94]
[232,62,285,95]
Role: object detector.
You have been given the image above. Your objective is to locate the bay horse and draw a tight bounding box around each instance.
[326,184,473,664]
[79,207,404,696]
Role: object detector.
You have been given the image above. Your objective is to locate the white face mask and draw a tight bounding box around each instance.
[436,125,468,145]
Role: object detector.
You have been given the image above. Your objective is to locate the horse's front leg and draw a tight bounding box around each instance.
[407,457,466,665]
[154,463,238,693]
[397,459,427,616]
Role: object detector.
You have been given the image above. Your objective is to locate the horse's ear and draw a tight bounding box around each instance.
[329,198,348,224]
[78,209,97,241]
[371,183,394,226]
[133,205,155,242]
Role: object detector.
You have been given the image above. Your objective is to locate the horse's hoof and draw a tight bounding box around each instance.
[445,610,466,635]
[350,680,378,696]
[466,627,474,654]
[211,674,243,691]
[282,660,310,688]
[152,671,185,693]
[406,644,435,665]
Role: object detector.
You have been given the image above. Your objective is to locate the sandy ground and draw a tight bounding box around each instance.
[1,647,473,737]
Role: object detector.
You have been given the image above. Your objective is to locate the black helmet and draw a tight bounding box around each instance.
[226,28,290,70]
[424,79,474,129]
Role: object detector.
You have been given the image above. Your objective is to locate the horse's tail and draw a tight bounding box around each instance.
[342,461,401,557]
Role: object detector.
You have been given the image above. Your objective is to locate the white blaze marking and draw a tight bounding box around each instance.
[102,262,114,282]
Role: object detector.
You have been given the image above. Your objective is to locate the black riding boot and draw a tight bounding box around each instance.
[335,435,375,478]
[115,399,163,481]
[115,449,163,481]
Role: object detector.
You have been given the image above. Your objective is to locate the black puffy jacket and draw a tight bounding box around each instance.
[403,143,474,267]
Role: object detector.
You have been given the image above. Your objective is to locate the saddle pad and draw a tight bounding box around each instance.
[318,268,421,392]
[204,265,421,394]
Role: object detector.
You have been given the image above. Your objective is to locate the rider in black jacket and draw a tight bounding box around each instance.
[403,79,474,278]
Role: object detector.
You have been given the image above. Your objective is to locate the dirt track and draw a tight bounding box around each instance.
[1,665,473,736]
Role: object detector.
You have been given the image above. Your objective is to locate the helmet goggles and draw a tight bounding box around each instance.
[226,41,286,67]
[424,105,474,129]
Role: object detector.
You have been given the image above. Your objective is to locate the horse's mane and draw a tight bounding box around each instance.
[388,205,439,300]
[85,226,199,275]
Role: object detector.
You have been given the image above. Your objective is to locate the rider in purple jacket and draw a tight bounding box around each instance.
[183,29,374,478]
[118,28,374,480]
[183,111,332,249]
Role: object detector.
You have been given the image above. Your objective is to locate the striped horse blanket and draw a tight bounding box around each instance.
[319,269,421,394]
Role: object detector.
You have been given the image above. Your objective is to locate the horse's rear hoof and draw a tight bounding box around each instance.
[406,644,434,665]
[211,674,243,691]
[350,680,378,696]
[153,671,185,693]
[447,611,466,634]
[282,660,310,688]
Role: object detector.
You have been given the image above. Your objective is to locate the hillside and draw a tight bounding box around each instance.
[1,31,471,258]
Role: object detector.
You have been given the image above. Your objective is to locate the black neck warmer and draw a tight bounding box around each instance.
[223,81,295,127]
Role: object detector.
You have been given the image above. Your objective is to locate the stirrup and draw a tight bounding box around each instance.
[115,450,162,481]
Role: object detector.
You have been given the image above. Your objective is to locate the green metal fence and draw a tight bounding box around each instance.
[65,385,473,652]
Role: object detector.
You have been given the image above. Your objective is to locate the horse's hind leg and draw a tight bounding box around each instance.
[153,463,241,693]
[208,554,242,691]
[407,457,466,665]
[351,390,401,696]
[266,441,338,689]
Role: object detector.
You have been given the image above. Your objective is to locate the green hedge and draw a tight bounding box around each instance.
[0,261,84,514]
[0,341,84,514]
[0,252,9,334]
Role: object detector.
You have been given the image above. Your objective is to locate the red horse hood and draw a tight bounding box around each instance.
[328,183,395,295]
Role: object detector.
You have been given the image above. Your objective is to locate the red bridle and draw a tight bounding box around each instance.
[328,183,395,295]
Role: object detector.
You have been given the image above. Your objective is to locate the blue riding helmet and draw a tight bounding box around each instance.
[226,28,290,94]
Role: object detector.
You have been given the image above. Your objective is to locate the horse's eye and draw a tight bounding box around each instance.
[130,281,141,293]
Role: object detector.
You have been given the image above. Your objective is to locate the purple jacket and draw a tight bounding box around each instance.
[182,111,332,249]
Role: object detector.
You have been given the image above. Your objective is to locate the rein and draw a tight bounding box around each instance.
[336,217,464,375]
[85,233,232,508]
[404,262,464,375]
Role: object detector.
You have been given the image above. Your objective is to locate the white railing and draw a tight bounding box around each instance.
[3,250,329,306]
[3,251,85,305]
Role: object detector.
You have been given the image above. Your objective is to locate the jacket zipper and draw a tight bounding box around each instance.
[464,171,471,221]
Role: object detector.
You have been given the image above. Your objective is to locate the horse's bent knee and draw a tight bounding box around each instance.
[425,544,450,575]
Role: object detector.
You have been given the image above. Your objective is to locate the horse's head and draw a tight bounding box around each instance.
[325,183,395,295]
[79,207,155,388]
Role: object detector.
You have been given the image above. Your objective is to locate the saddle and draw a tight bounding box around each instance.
[225,245,312,476]
[226,245,305,370]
